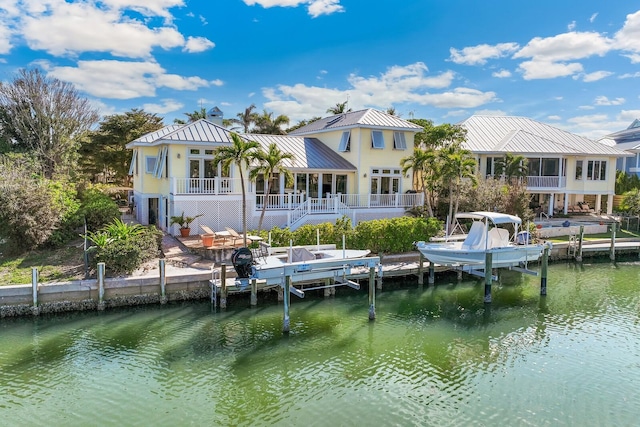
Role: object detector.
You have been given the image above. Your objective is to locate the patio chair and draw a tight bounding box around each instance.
[225,227,245,246]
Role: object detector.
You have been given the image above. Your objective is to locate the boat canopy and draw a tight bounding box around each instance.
[455,211,522,225]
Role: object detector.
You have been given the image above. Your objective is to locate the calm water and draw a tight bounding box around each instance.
[1,259,640,426]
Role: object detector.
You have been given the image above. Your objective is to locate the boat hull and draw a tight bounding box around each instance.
[415,242,544,267]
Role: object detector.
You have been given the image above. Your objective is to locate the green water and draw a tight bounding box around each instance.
[1,260,640,426]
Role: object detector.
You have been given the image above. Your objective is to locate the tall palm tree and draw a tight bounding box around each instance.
[253,110,289,135]
[250,143,294,231]
[212,133,260,246]
[439,144,478,232]
[228,104,257,133]
[401,147,437,217]
[326,101,351,115]
[174,107,207,124]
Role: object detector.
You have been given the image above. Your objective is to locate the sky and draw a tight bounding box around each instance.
[0,0,639,140]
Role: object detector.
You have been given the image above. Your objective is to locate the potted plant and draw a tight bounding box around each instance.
[170,212,203,237]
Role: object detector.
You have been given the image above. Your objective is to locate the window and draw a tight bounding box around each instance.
[338,131,351,152]
[587,160,606,181]
[154,147,167,178]
[129,150,138,175]
[575,160,583,180]
[393,131,407,150]
[145,156,157,174]
[371,130,385,149]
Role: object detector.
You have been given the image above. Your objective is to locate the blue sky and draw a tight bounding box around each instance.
[0,0,639,139]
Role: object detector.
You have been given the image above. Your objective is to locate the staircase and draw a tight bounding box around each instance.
[285,197,354,231]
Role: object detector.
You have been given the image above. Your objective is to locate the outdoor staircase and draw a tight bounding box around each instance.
[285,197,354,231]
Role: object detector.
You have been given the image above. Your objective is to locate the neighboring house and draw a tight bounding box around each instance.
[600,119,640,178]
[459,115,631,216]
[125,108,424,235]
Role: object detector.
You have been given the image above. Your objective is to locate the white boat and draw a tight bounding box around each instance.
[414,211,545,268]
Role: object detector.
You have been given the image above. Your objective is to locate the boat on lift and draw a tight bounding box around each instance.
[414,211,546,268]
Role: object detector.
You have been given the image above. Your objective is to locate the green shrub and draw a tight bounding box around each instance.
[81,188,121,231]
[45,180,83,247]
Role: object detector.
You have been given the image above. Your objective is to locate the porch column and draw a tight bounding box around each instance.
[607,194,613,215]
[564,194,569,215]
[548,193,554,217]
[596,194,602,214]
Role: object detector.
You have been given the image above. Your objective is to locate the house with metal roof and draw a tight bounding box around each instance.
[459,115,631,216]
[599,119,640,178]
[125,108,424,235]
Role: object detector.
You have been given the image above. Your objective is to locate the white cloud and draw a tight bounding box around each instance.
[21,1,184,58]
[581,70,614,82]
[492,69,511,78]
[513,31,612,62]
[0,20,12,54]
[261,63,497,121]
[449,42,519,65]
[620,72,640,78]
[48,60,213,99]
[243,0,344,17]
[183,36,215,53]
[622,53,640,63]
[473,109,506,116]
[548,115,561,120]
[578,105,595,110]
[518,60,583,80]
[590,13,598,23]
[142,99,184,114]
[614,10,640,53]
[568,21,576,31]
[594,96,625,106]
[100,0,184,21]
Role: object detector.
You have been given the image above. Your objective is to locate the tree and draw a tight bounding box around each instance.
[401,147,437,217]
[80,109,164,185]
[250,143,294,231]
[227,104,258,133]
[253,110,290,135]
[0,68,99,178]
[286,117,321,133]
[494,152,528,181]
[439,144,477,232]
[326,101,351,115]
[408,118,434,147]
[174,107,207,124]
[212,133,260,246]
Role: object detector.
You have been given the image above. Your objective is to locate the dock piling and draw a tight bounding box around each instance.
[31,267,39,315]
[283,276,291,334]
[368,267,376,320]
[576,225,584,262]
[418,254,424,285]
[428,261,435,285]
[250,278,257,306]
[97,262,105,310]
[610,223,617,261]
[159,259,167,304]
[220,265,227,309]
[484,252,492,303]
[540,244,549,296]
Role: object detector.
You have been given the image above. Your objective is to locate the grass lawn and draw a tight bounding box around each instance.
[546,229,640,243]
[0,240,86,286]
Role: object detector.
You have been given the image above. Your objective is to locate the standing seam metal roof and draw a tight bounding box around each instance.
[459,115,629,156]
[289,108,423,135]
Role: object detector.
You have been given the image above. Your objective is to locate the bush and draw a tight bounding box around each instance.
[45,180,83,247]
[87,219,161,276]
[81,188,121,231]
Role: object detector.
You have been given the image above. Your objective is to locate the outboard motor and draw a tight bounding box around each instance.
[231,247,254,279]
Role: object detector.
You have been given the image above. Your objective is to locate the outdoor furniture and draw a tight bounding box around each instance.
[199,225,217,248]
[225,227,263,245]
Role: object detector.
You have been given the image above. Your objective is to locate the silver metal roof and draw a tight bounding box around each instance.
[126,119,234,148]
[459,115,630,157]
[290,108,423,135]
[243,134,356,171]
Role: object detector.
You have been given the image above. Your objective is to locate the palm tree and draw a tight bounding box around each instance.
[401,147,437,217]
[227,104,258,133]
[253,110,290,135]
[174,107,207,124]
[250,143,294,231]
[212,133,260,246]
[439,144,477,232]
[326,101,351,115]
[494,152,528,182]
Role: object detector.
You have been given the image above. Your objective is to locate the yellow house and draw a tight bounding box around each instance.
[125,108,424,235]
[459,115,632,216]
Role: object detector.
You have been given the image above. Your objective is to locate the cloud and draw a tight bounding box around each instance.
[622,53,640,63]
[21,1,184,58]
[449,42,519,65]
[580,70,613,82]
[568,21,576,31]
[517,60,583,80]
[620,71,640,78]
[614,10,640,54]
[142,98,184,114]
[473,109,506,116]
[243,0,344,17]
[578,105,595,110]
[183,36,215,53]
[513,31,612,62]
[548,115,561,120]
[47,59,214,99]
[261,63,497,121]
[492,69,511,78]
[594,96,625,106]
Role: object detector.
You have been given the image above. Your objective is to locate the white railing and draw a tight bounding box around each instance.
[339,192,424,208]
[286,197,355,228]
[172,177,240,194]
[255,193,305,210]
[526,176,565,188]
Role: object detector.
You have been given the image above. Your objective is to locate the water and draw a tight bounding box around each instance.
[2,259,640,426]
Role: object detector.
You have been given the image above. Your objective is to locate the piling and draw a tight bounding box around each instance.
[428,261,435,285]
[610,223,617,261]
[484,252,492,303]
[97,262,105,310]
[220,265,227,309]
[368,267,376,321]
[31,267,39,315]
[250,278,258,306]
[159,259,167,304]
[540,244,549,296]
[283,276,291,334]
[418,254,424,285]
[576,225,584,262]
[324,278,331,297]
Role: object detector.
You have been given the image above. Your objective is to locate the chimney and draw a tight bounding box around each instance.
[207,106,223,126]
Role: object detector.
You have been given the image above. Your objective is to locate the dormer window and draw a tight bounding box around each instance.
[338,131,351,152]
[371,130,384,149]
[393,131,407,150]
